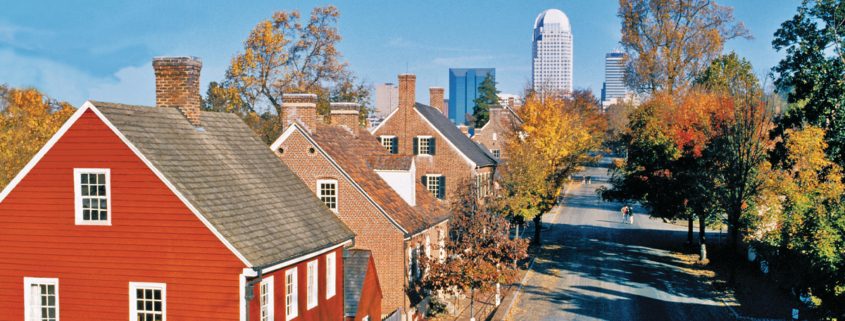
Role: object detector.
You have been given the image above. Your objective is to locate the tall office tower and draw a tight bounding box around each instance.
[374,83,399,118]
[601,50,634,109]
[448,68,495,125]
[532,8,573,94]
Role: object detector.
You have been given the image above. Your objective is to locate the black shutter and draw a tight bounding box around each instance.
[421,175,428,189]
[413,137,419,155]
[391,138,398,154]
[429,137,436,155]
[438,176,446,199]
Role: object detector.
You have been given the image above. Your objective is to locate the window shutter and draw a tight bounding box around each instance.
[438,176,446,199]
[413,137,419,155]
[430,137,436,155]
[421,175,428,188]
[391,138,398,154]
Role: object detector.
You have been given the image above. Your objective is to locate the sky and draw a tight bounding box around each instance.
[0,0,800,107]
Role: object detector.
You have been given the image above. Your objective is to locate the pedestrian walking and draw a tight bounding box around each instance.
[620,205,628,223]
[627,206,634,224]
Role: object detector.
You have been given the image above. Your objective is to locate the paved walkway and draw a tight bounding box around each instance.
[507,162,736,321]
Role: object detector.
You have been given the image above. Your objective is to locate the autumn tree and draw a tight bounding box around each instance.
[208,6,371,142]
[0,87,74,189]
[471,74,498,128]
[751,126,845,315]
[772,0,845,166]
[423,179,528,321]
[619,0,750,95]
[603,99,637,155]
[501,90,606,244]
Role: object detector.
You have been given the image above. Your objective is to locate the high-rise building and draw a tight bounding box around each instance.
[374,83,399,118]
[601,50,636,109]
[448,68,495,125]
[532,9,573,94]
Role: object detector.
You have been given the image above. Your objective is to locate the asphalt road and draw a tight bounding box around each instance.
[507,162,736,321]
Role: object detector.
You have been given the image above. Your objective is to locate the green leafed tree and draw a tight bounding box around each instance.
[471,74,499,128]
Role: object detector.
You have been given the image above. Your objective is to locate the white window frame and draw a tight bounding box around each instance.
[379,135,396,153]
[426,174,442,199]
[492,149,501,159]
[73,168,111,226]
[416,136,433,155]
[285,268,298,320]
[407,246,414,282]
[325,252,336,299]
[316,179,338,213]
[306,260,319,309]
[24,277,59,321]
[129,282,166,321]
[260,276,275,321]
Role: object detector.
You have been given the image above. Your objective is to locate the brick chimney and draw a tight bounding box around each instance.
[508,97,515,109]
[429,87,445,115]
[330,102,360,136]
[153,56,202,126]
[398,74,416,154]
[458,125,470,137]
[282,93,318,133]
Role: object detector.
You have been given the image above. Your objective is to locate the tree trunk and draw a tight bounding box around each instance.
[533,215,542,245]
[470,287,475,321]
[698,214,707,261]
[515,224,520,239]
[687,216,694,246]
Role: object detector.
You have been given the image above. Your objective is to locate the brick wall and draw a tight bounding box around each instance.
[473,107,519,160]
[152,56,202,126]
[276,129,407,316]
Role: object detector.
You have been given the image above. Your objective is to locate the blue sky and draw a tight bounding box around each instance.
[0,1,799,107]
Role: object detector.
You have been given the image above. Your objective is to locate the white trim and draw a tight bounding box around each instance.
[24,277,59,321]
[285,268,299,321]
[0,102,252,267]
[325,252,336,299]
[306,260,318,310]
[129,282,166,321]
[413,108,477,167]
[73,168,111,226]
[259,240,351,274]
[370,107,399,134]
[316,179,338,213]
[239,273,247,321]
[270,124,410,235]
[260,276,275,321]
[415,136,434,155]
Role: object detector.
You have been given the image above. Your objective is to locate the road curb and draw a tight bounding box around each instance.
[490,256,537,321]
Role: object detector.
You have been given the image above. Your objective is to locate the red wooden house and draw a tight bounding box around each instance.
[0,56,354,321]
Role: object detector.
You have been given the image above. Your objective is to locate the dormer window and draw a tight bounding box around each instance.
[317,179,338,212]
[74,168,111,225]
[379,136,397,154]
[414,136,435,156]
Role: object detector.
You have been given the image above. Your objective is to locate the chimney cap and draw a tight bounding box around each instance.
[282,93,318,104]
[398,73,416,78]
[429,86,444,91]
[152,56,202,66]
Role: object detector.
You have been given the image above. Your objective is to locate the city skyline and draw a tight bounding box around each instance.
[532,8,574,94]
[0,1,799,107]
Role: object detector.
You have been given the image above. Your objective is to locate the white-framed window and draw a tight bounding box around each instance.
[415,243,422,279]
[425,235,431,259]
[285,268,298,320]
[129,282,165,321]
[424,174,445,200]
[491,149,501,159]
[438,229,446,263]
[260,276,275,321]
[317,179,338,212]
[326,252,336,299]
[73,168,111,225]
[306,260,318,309]
[363,316,370,321]
[407,246,414,282]
[415,136,434,155]
[24,277,59,321]
[379,135,397,154]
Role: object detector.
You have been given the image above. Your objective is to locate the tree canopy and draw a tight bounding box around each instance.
[471,74,498,128]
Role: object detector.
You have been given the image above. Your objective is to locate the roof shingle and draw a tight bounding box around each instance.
[414,103,498,167]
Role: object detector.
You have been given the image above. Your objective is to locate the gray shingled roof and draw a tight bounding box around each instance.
[92,102,354,267]
[343,249,372,317]
[415,103,497,167]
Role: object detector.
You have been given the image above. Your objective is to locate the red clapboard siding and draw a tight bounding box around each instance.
[0,109,246,320]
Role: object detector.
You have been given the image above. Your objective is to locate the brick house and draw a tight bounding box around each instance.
[0,56,355,321]
[472,105,522,160]
[270,97,450,319]
[372,74,498,203]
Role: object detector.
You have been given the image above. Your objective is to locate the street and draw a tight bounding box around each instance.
[507,161,736,321]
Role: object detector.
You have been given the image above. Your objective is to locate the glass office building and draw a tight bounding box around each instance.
[448,68,495,125]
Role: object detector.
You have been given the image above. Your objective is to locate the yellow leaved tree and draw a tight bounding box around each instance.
[0,87,74,189]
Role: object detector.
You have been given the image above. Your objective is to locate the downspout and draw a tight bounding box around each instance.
[244,267,263,321]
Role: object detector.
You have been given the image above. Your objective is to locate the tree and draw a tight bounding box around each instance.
[423,179,528,321]
[471,74,499,128]
[208,6,371,142]
[619,0,750,95]
[772,0,845,166]
[604,99,637,155]
[0,88,74,189]
[752,126,845,315]
[502,90,606,244]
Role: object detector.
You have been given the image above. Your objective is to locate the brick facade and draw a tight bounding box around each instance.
[152,56,202,126]
[473,106,521,160]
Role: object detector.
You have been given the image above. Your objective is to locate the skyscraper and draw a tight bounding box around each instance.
[601,50,635,109]
[448,68,495,125]
[374,83,399,118]
[532,9,573,94]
